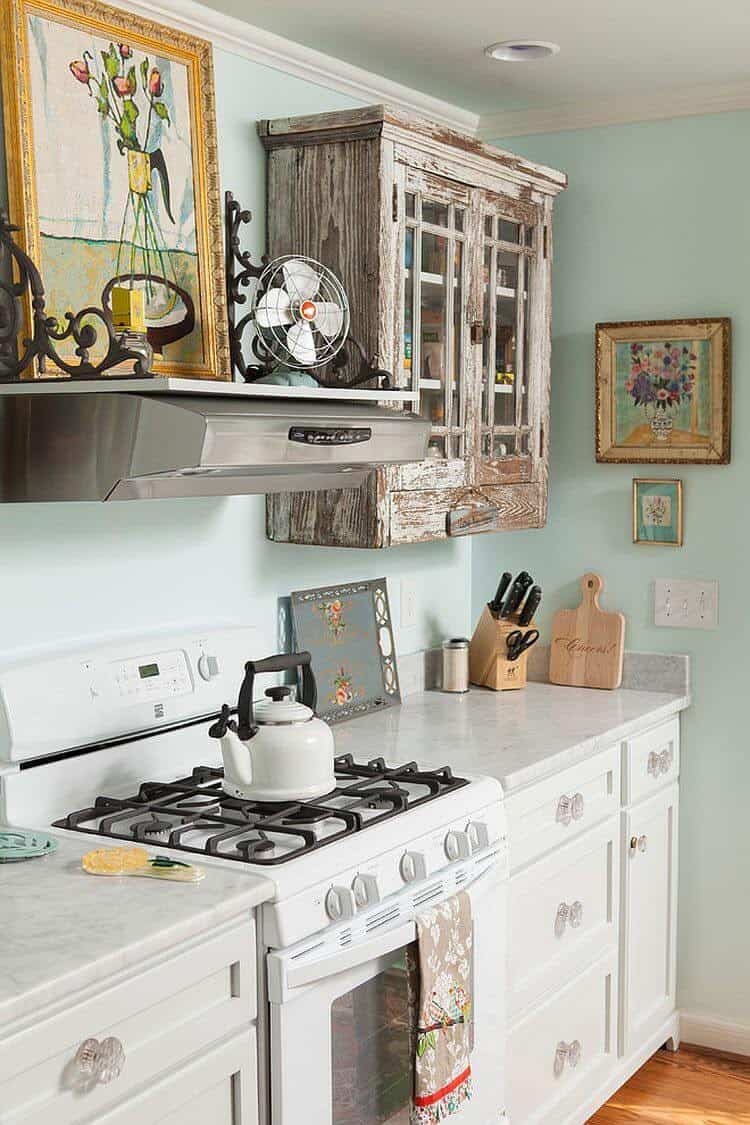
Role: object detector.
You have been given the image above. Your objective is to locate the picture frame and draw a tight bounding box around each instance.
[0,0,229,379]
[290,578,400,725]
[633,478,683,547]
[596,318,731,464]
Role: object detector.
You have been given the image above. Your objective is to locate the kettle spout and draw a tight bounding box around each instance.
[209,705,253,787]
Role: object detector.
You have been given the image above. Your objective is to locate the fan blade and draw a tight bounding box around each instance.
[313,301,345,339]
[286,322,318,366]
[255,287,293,329]
[282,259,321,302]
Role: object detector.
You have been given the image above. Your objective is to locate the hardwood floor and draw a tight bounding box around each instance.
[589,1045,750,1124]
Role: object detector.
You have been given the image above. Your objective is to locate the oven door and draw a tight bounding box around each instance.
[267,855,506,1125]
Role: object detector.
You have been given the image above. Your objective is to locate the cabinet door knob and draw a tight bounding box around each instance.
[73,1037,125,1085]
[571,792,585,820]
[556,795,572,826]
[554,1039,582,1077]
[630,834,648,854]
[569,900,584,928]
[647,751,660,777]
[659,748,673,774]
[554,900,583,937]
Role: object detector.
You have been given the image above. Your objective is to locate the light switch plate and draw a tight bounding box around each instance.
[654,579,719,629]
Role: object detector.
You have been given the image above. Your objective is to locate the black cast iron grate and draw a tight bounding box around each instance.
[52,755,470,866]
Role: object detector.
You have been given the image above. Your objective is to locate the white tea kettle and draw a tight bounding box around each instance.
[209,651,336,802]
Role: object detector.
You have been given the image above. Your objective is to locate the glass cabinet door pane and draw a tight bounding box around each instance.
[403,228,414,380]
[498,219,520,243]
[422,200,449,227]
[419,231,448,428]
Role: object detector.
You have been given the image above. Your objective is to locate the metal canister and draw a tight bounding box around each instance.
[441,638,470,693]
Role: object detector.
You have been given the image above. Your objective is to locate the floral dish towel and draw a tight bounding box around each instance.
[409,891,473,1124]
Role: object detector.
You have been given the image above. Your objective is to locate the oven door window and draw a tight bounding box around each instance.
[332,950,414,1125]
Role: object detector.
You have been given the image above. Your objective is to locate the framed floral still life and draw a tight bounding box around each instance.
[633,478,683,547]
[0,0,229,378]
[290,579,400,725]
[596,319,730,464]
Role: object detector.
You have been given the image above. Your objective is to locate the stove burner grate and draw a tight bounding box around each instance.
[53,756,470,866]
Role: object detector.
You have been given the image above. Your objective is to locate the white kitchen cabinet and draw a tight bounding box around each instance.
[620,783,679,1057]
[506,715,681,1125]
[0,917,258,1125]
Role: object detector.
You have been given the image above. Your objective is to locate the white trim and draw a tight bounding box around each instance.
[680,1010,750,1057]
[478,80,750,140]
[123,0,478,135]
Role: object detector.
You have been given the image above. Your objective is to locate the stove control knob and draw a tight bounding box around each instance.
[352,872,380,908]
[325,885,357,922]
[197,654,220,682]
[444,830,472,862]
[466,821,490,853]
[400,850,427,884]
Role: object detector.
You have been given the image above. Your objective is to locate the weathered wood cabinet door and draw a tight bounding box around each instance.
[261,106,566,548]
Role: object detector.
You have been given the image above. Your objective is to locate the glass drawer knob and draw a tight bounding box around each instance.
[74,1036,125,1084]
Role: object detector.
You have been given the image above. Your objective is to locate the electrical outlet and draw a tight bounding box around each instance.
[654,579,719,629]
[400,577,419,628]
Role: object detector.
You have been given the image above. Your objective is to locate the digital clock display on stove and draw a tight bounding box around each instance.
[138,663,160,679]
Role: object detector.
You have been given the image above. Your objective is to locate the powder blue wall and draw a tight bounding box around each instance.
[473,113,750,1025]
[0,49,471,663]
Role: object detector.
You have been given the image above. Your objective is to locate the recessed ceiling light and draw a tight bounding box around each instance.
[484,40,560,62]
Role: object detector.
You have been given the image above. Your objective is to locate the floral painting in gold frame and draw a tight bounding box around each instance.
[596,318,730,464]
[0,0,229,378]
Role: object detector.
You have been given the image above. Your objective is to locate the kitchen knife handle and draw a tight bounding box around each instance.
[489,571,512,613]
[501,573,534,619]
[519,585,542,626]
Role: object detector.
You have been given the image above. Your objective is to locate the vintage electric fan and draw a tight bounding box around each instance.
[225,192,391,389]
[252,256,350,369]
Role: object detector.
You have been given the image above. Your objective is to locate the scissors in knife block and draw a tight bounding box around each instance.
[506,628,540,663]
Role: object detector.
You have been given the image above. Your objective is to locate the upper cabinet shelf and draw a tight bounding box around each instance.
[260,105,566,547]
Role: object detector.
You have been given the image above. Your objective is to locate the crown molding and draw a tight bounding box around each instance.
[124,0,479,136]
[478,80,750,140]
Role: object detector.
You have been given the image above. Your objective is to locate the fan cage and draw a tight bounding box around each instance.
[252,255,351,371]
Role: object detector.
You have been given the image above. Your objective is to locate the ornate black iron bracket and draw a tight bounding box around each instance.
[0,212,194,382]
[224,190,392,390]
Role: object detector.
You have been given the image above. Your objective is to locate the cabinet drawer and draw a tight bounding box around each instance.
[506,746,620,871]
[389,483,543,544]
[507,951,617,1125]
[0,918,255,1125]
[97,1029,257,1125]
[624,717,680,806]
[509,816,619,1018]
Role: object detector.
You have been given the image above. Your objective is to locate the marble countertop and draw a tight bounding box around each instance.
[0,834,273,1031]
[333,680,690,793]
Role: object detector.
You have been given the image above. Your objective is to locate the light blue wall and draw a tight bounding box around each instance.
[473,113,750,1023]
[0,49,471,663]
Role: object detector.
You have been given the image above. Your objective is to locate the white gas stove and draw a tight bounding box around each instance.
[0,626,509,1125]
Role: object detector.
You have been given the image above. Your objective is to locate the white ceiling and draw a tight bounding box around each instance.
[202,0,750,119]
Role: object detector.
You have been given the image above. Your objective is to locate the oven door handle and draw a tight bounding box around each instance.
[284,919,417,993]
[272,858,501,998]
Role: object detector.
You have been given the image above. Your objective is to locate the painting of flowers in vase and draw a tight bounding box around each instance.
[596,319,731,464]
[1,0,228,377]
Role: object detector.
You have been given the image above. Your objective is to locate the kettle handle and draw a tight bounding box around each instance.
[236,651,317,741]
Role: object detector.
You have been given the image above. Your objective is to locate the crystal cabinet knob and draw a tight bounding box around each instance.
[325,885,357,921]
[554,900,584,937]
[444,830,471,862]
[571,793,585,821]
[647,751,660,778]
[74,1037,125,1085]
[400,850,427,884]
[351,872,380,908]
[554,1039,582,1078]
[630,834,648,854]
[569,900,584,928]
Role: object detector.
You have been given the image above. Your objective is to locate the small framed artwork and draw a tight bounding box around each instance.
[633,479,683,546]
[0,0,229,378]
[291,579,400,724]
[596,319,731,464]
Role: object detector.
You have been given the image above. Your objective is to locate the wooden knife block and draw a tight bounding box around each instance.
[469,605,533,692]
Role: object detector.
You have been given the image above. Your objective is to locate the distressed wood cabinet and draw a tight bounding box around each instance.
[260,106,566,547]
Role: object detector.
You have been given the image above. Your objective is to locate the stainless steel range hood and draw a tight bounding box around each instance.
[0,379,429,502]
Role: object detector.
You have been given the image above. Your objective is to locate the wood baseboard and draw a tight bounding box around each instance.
[680,1011,750,1058]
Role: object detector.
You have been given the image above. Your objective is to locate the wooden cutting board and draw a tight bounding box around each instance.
[549,573,626,690]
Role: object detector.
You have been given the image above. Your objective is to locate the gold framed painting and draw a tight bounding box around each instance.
[0,0,229,378]
[596,318,730,464]
[633,478,683,547]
